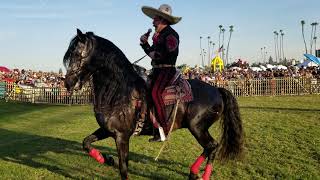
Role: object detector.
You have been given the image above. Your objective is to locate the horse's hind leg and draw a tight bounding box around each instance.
[83,127,113,165]
[189,128,218,180]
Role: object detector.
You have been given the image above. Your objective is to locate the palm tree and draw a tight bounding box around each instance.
[261,47,264,62]
[280,31,285,60]
[209,41,213,58]
[207,36,211,66]
[203,49,206,66]
[279,30,283,62]
[273,31,278,62]
[313,22,318,54]
[200,36,204,67]
[263,47,266,63]
[265,49,268,64]
[218,25,223,49]
[276,31,280,62]
[314,36,317,55]
[221,28,226,61]
[211,42,215,59]
[226,25,234,65]
[301,20,308,54]
[310,22,316,54]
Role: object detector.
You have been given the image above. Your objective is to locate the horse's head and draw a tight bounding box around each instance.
[63,29,95,92]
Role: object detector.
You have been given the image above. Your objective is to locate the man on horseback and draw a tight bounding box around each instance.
[140,4,181,142]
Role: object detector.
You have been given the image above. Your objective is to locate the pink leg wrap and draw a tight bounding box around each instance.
[89,148,105,164]
[202,164,213,180]
[190,155,206,174]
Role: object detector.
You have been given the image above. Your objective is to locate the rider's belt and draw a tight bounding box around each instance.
[153,64,175,68]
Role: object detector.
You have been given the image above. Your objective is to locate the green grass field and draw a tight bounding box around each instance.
[0,96,319,180]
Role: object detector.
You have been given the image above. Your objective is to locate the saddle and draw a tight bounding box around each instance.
[162,71,193,106]
[132,70,193,136]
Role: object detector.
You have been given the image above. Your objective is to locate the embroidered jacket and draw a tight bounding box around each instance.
[141,26,179,66]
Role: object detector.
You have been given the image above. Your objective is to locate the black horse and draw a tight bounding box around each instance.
[63,29,243,180]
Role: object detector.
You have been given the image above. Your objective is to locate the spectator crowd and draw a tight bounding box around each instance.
[183,65,320,84]
[0,68,65,88]
[1,64,320,88]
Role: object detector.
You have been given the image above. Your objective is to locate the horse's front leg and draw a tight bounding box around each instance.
[115,133,130,180]
[83,127,114,165]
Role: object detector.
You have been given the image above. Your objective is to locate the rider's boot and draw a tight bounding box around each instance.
[149,127,166,142]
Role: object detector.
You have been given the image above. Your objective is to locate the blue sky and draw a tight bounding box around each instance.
[0,0,319,72]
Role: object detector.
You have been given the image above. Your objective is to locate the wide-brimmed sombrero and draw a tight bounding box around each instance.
[142,4,182,25]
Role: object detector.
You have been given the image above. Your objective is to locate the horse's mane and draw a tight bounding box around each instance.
[89,33,146,106]
[63,36,79,68]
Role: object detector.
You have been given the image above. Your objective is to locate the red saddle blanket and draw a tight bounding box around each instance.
[162,71,193,106]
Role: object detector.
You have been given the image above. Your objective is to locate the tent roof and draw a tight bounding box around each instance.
[0,66,11,72]
[304,54,320,65]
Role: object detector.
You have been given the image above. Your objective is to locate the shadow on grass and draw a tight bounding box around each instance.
[0,128,189,179]
[0,100,53,120]
[241,106,320,112]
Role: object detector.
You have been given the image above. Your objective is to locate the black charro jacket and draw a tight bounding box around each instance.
[141,26,179,66]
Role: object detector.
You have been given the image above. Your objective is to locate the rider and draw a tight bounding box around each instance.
[140,4,181,142]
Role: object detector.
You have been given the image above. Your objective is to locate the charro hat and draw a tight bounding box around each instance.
[142,4,182,25]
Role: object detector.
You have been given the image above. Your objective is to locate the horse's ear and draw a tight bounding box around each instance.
[77,28,83,36]
[77,28,85,42]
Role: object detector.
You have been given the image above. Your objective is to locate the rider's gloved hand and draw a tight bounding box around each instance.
[140,29,151,45]
[140,33,149,45]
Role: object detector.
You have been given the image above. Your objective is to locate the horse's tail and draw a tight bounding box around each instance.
[217,87,244,161]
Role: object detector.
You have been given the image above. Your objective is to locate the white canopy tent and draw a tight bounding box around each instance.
[250,67,263,71]
[259,65,267,71]
[275,65,288,70]
[266,64,276,69]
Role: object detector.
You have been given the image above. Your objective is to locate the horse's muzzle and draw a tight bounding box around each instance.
[64,73,81,92]
[73,81,82,91]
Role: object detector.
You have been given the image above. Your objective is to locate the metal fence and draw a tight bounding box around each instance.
[1,77,319,105]
[3,82,92,105]
[0,82,5,99]
[213,77,320,97]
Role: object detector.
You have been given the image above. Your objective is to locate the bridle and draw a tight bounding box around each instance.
[67,35,94,75]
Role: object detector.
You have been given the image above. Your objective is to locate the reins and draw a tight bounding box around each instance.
[132,55,147,64]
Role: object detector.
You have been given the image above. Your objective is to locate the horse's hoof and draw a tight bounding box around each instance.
[189,172,201,180]
[102,154,114,166]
